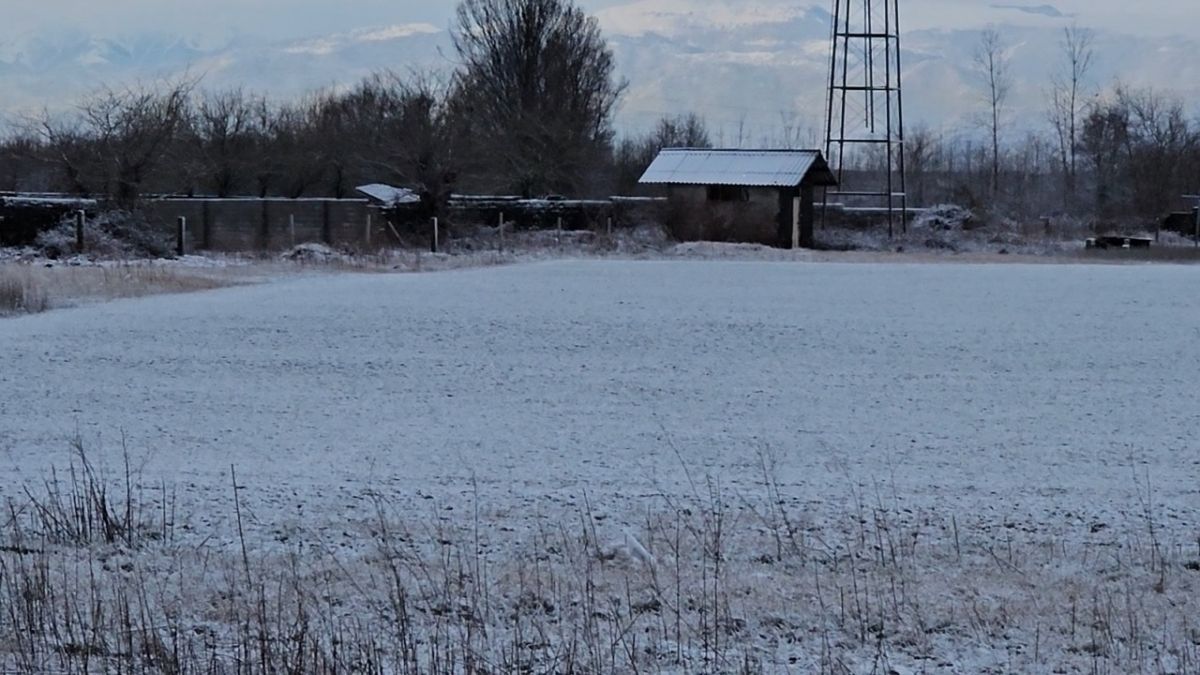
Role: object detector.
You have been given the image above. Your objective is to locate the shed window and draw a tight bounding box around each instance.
[707,186,750,202]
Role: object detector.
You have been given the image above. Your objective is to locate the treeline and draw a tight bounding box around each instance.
[875,85,1200,227]
[0,0,704,213]
[1,6,1197,227]
[893,26,1200,226]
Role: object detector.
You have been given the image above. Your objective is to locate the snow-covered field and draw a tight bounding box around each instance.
[2,259,1199,672]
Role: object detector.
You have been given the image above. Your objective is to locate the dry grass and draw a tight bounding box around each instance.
[0,263,242,316]
[1,444,1197,674]
[0,267,49,316]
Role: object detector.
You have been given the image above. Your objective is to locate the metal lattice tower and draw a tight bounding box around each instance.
[822,0,907,235]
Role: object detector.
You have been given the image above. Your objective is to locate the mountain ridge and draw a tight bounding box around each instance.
[1,11,1194,142]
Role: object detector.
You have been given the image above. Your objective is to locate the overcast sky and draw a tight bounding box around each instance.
[1,0,1192,42]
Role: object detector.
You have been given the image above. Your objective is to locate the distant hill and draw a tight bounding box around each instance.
[1,6,1195,143]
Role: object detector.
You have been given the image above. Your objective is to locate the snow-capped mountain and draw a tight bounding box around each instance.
[0,25,451,116]
[0,7,1194,142]
[602,4,1199,141]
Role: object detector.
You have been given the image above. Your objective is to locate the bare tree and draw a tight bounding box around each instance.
[903,124,941,206]
[1048,25,1094,200]
[973,27,1012,196]
[363,73,460,220]
[246,98,285,198]
[191,89,262,197]
[1079,97,1129,219]
[613,113,712,192]
[775,110,818,150]
[451,0,626,197]
[272,100,328,199]
[0,129,50,192]
[1116,85,1197,218]
[41,79,195,205]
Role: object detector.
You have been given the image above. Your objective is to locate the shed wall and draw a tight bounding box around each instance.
[666,185,813,248]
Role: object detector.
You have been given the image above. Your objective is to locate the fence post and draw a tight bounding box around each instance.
[75,210,85,253]
[259,201,270,251]
[290,214,297,248]
[321,201,332,245]
[176,216,187,257]
[365,213,372,249]
[499,213,505,253]
[201,200,212,250]
[607,217,612,237]
[1186,196,1200,249]
[557,216,563,247]
[432,217,439,254]
[1195,202,1199,249]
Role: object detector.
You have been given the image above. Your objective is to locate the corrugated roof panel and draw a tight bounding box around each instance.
[639,149,830,188]
[356,183,421,205]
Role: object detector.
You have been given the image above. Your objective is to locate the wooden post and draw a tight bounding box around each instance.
[201,200,212,250]
[365,213,372,248]
[259,201,270,251]
[176,217,187,256]
[607,217,613,237]
[75,210,85,253]
[1186,196,1200,249]
[289,214,297,248]
[792,196,801,249]
[798,185,815,248]
[499,213,506,252]
[556,216,563,246]
[321,201,332,245]
[431,217,439,253]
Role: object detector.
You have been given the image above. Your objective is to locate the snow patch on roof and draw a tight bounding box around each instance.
[356,184,420,206]
[639,149,836,188]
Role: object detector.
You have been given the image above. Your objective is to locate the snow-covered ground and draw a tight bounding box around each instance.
[2,259,1199,671]
[4,259,1197,533]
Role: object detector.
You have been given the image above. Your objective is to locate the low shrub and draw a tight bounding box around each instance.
[35,210,172,259]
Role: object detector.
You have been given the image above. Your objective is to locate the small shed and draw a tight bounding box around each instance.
[638,149,838,249]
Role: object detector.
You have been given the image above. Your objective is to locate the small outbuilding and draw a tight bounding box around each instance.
[638,148,838,249]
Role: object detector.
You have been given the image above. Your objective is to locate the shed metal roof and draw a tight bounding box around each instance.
[639,149,837,188]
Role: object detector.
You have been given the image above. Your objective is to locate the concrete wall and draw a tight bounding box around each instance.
[141,196,665,253]
[140,198,389,253]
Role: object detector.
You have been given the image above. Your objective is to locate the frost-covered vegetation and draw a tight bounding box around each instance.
[3,439,1197,674]
[0,260,241,314]
[0,267,48,315]
[2,260,1198,671]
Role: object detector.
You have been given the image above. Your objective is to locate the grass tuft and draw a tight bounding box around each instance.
[0,267,49,316]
